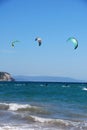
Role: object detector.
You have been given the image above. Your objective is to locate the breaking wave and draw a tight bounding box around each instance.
[0,103,50,115]
[0,103,87,129]
[0,116,87,130]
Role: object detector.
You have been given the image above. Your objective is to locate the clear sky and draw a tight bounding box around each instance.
[0,0,87,81]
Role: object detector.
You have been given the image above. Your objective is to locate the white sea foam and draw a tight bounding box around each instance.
[0,103,40,111]
[82,87,87,91]
[0,121,87,130]
[0,125,62,130]
[30,116,87,129]
[0,110,87,130]
[30,115,77,126]
[0,123,64,130]
[8,103,31,111]
[62,85,70,88]
[0,103,87,129]
[0,125,35,130]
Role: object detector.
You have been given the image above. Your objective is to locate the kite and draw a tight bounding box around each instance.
[11,40,20,47]
[67,37,78,49]
[35,37,42,46]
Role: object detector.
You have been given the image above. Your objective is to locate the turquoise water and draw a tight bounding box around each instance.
[0,82,87,130]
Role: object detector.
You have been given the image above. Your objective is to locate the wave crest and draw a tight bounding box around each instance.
[0,103,50,115]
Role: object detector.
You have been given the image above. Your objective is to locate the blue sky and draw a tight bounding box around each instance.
[0,0,87,81]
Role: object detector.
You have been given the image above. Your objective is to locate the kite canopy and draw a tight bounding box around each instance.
[67,37,78,49]
[11,40,20,47]
[35,37,42,46]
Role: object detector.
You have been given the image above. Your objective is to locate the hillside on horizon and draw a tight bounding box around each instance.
[13,75,85,83]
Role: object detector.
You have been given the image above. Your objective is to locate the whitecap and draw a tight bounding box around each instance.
[82,87,87,91]
[30,115,77,126]
[8,103,31,111]
[62,85,70,88]
[29,116,87,129]
[0,103,40,111]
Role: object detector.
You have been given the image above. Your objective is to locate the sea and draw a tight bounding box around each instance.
[0,82,87,130]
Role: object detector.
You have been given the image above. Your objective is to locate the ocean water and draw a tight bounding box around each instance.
[0,82,87,130]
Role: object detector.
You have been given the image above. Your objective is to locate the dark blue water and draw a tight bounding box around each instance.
[0,82,87,130]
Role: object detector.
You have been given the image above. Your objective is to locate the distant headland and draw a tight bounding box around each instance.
[14,75,86,83]
[0,72,15,81]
